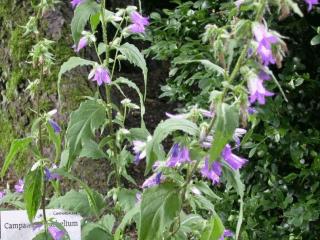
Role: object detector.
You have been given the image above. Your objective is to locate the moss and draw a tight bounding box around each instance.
[0,112,14,151]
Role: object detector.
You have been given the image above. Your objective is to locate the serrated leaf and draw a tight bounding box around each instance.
[24,168,43,222]
[1,137,33,178]
[58,57,95,101]
[113,77,145,126]
[139,183,182,240]
[175,59,225,76]
[146,118,199,173]
[209,103,239,163]
[117,43,148,98]
[71,0,100,42]
[200,215,225,240]
[66,100,106,168]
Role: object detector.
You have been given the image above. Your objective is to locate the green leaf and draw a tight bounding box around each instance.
[80,139,107,159]
[33,232,52,240]
[287,0,303,17]
[175,59,225,76]
[114,206,140,240]
[113,77,145,126]
[71,0,100,42]
[24,167,43,222]
[0,192,25,209]
[209,103,239,163]
[311,35,320,46]
[66,100,106,168]
[200,215,225,240]
[46,122,61,163]
[1,137,33,178]
[82,223,113,240]
[146,118,199,173]
[98,214,115,234]
[117,43,148,98]
[58,57,95,101]
[118,188,138,212]
[139,183,182,240]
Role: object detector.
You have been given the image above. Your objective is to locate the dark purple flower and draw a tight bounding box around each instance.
[253,24,278,66]
[221,144,248,170]
[14,179,24,193]
[219,229,234,240]
[166,144,191,167]
[71,0,84,8]
[48,119,61,133]
[305,0,319,11]
[200,158,222,185]
[128,11,150,33]
[75,36,88,52]
[248,75,274,105]
[88,66,111,86]
[0,191,6,199]
[45,168,61,181]
[48,226,65,240]
[142,172,164,188]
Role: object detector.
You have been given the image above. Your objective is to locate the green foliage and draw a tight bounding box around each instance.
[24,167,43,222]
[139,183,182,240]
[0,137,33,178]
[209,103,239,163]
[200,214,225,240]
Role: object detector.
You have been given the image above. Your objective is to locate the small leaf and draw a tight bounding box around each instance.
[1,137,33,178]
[139,183,182,240]
[114,206,140,240]
[311,35,320,46]
[82,223,113,240]
[80,139,107,159]
[209,103,239,163]
[98,214,115,234]
[200,215,225,240]
[24,167,43,222]
[117,43,148,97]
[71,0,100,42]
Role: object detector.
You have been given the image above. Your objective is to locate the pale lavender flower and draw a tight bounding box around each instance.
[235,0,245,8]
[200,158,222,185]
[75,36,88,52]
[220,229,234,240]
[128,11,150,33]
[142,172,164,188]
[132,140,146,165]
[248,75,274,105]
[166,144,191,167]
[253,24,278,66]
[199,109,214,118]
[305,0,319,11]
[221,144,248,170]
[201,135,213,149]
[48,119,61,133]
[48,226,65,240]
[14,179,24,193]
[45,168,61,181]
[0,191,6,199]
[233,128,247,147]
[71,0,84,8]
[88,66,111,86]
[165,112,188,119]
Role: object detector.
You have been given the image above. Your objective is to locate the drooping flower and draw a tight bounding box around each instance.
[48,226,65,240]
[14,179,24,193]
[199,109,215,118]
[166,144,191,167]
[88,66,111,86]
[75,36,88,52]
[45,168,61,181]
[0,191,6,199]
[305,0,319,11]
[233,128,247,147]
[219,229,234,240]
[128,11,150,33]
[200,158,222,185]
[253,24,278,66]
[132,140,147,165]
[221,144,248,170]
[234,0,245,8]
[142,172,164,188]
[70,0,84,8]
[248,74,274,105]
[259,70,271,81]
[48,119,61,133]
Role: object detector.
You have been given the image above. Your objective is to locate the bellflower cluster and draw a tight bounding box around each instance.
[128,11,150,33]
[222,144,248,170]
[88,66,111,85]
[200,158,222,185]
[14,179,24,193]
[48,226,65,240]
[70,0,84,8]
[166,144,191,167]
[253,23,278,66]
[305,0,319,11]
